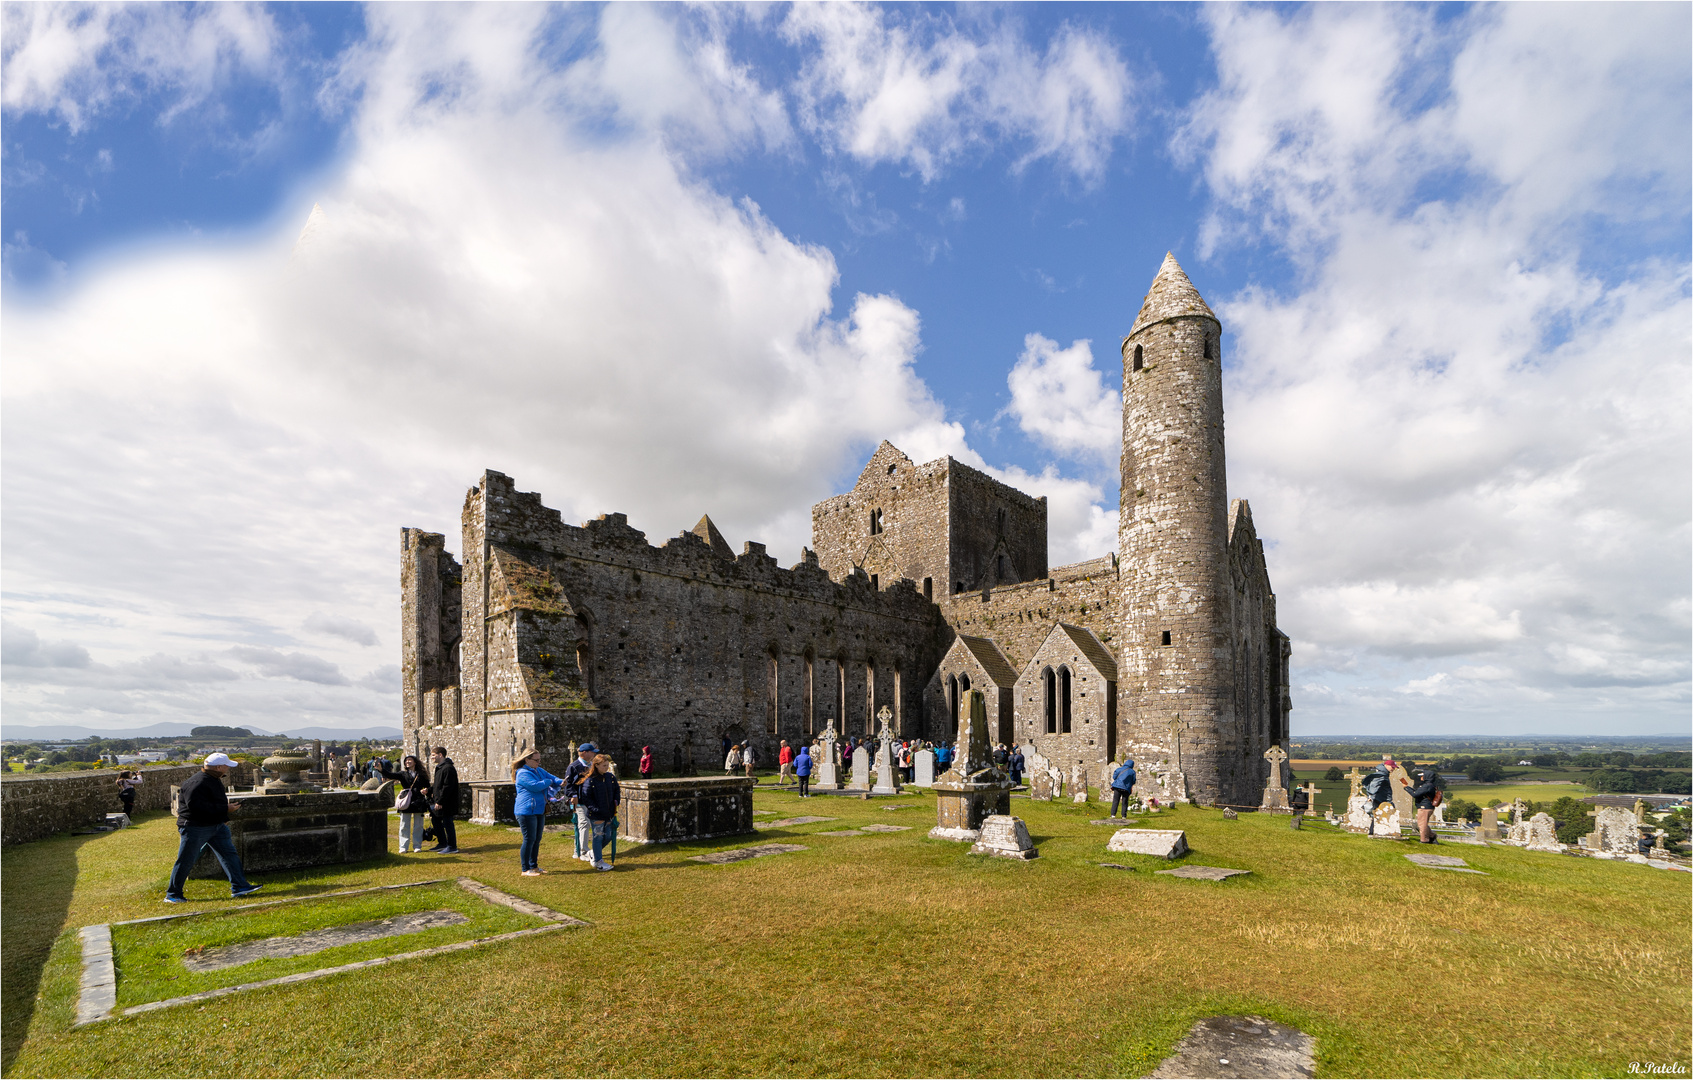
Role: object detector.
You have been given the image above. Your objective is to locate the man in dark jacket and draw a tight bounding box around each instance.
[563,742,598,863]
[428,746,460,853]
[166,753,260,902]
[1404,766,1440,844]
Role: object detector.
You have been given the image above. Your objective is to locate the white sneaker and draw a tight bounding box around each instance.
[593,861,613,871]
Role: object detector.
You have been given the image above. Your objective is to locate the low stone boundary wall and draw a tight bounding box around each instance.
[2,765,198,847]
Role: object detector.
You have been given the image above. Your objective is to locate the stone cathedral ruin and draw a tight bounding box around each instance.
[400,255,1290,807]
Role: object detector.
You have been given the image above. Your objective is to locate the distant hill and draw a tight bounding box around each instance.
[1,723,402,742]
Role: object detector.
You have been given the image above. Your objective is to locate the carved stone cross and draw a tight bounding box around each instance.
[821,719,838,748]
[1263,745,1288,788]
[877,706,894,743]
[1346,767,1365,799]
[1301,782,1321,808]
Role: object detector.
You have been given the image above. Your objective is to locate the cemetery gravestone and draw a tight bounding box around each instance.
[1476,806,1502,840]
[1522,811,1562,853]
[1259,746,1292,812]
[1027,752,1055,801]
[871,710,901,795]
[1588,806,1637,856]
[1106,829,1189,860]
[1072,762,1089,804]
[969,815,1038,860]
[814,721,842,790]
[1371,801,1402,838]
[1343,767,1372,833]
[914,749,935,787]
[1388,765,1417,825]
[849,746,871,791]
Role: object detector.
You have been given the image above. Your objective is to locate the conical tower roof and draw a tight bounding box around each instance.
[1129,252,1218,337]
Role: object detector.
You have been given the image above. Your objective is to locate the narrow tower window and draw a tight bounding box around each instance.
[1132,344,1143,372]
[767,650,779,734]
[804,653,815,734]
[1060,667,1072,734]
[922,577,932,600]
[1044,668,1057,734]
[997,554,1007,580]
[1161,630,1172,646]
[837,658,847,732]
[1203,336,1215,360]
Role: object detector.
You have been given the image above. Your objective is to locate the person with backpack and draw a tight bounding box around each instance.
[1403,765,1441,843]
[1108,758,1137,818]
[794,743,813,798]
[578,753,621,871]
[1363,760,1395,834]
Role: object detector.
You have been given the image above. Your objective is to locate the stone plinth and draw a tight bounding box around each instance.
[928,780,1012,842]
[469,781,517,825]
[1475,806,1502,840]
[618,777,755,844]
[970,815,1037,860]
[174,787,392,878]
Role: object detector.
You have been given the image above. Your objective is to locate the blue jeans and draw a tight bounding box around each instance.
[517,814,545,870]
[589,817,617,863]
[168,823,252,898]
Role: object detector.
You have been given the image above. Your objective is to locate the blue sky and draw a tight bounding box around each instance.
[2,2,1688,738]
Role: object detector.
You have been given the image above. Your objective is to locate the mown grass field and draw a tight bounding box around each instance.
[3,785,1688,1079]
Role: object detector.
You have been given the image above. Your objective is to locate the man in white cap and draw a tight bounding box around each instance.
[164,753,261,903]
[563,742,598,862]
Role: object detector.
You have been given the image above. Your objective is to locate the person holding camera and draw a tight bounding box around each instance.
[379,755,431,853]
[115,770,143,818]
[1402,764,1441,844]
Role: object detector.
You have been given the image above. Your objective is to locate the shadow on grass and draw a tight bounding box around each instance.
[1,829,96,1073]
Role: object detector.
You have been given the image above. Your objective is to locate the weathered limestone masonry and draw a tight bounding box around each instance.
[1117,254,1287,807]
[400,255,1289,806]
[2,765,198,846]
[404,471,946,781]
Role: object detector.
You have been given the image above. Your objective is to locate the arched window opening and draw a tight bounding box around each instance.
[1060,667,1073,734]
[767,650,780,734]
[947,674,959,732]
[1044,668,1057,734]
[1203,336,1215,360]
[804,652,815,735]
[575,644,592,697]
[837,658,847,734]
[953,581,964,594]
[865,660,876,735]
[1132,344,1143,372]
[869,508,883,535]
[997,554,1007,580]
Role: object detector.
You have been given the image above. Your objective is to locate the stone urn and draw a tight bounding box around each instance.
[261,749,320,793]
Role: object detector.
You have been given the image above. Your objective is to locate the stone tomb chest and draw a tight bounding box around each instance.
[618,777,755,844]
[173,787,392,878]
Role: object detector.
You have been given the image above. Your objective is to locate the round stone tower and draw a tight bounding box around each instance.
[1117,253,1241,806]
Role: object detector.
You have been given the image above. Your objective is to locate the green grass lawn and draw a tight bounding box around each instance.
[3,789,1688,1079]
[109,881,545,1009]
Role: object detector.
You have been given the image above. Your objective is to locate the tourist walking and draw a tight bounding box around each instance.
[165,753,260,903]
[379,755,432,853]
[115,770,143,818]
[795,744,812,798]
[899,741,914,783]
[778,740,793,785]
[1109,758,1136,819]
[563,742,598,863]
[1009,746,1025,786]
[725,743,742,776]
[578,753,621,870]
[513,751,563,875]
[639,745,654,781]
[427,746,460,853]
[1403,765,1440,844]
[743,742,757,782]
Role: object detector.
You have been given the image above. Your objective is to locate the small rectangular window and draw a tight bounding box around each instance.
[922,577,932,600]
[870,574,879,590]
[1161,630,1172,646]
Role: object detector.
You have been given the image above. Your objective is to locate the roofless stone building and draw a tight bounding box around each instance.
[400,255,1290,807]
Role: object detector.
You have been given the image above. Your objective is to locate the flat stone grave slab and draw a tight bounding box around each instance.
[753,816,836,829]
[815,829,869,837]
[688,843,807,864]
[1149,1014,1314,1079]
[184,910,468,972]
[1156,866,1251,881]
[1090,818,1146,826]
[1405,853,1489,874]
[1098,863,1134,871]
[858,823,912,833]
[879,804,919,811]
[1106,829,1190,859]
[752,810,778,817]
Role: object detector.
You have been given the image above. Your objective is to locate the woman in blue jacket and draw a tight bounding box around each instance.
[513,750,562,875]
